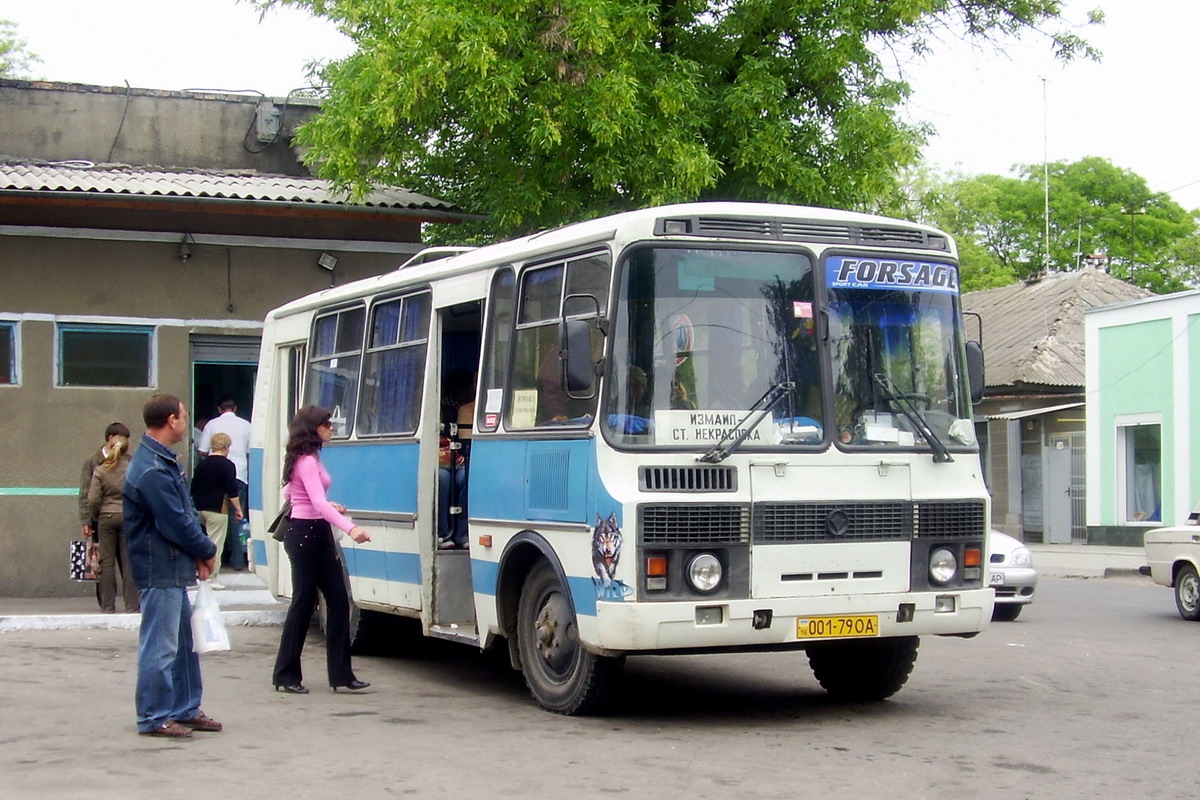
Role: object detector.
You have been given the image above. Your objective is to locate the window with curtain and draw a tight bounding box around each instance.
[58,323,153,387]
[357,291,431,436]
[306,305,365,437]
[1123,423,1162,522]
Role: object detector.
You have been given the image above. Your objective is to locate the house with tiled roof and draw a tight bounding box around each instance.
[962,270,1151,544]
[0,79,476,596]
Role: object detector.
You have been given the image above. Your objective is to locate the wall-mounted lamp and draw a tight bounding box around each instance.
[178,233,195,263]
[317,252,337,271]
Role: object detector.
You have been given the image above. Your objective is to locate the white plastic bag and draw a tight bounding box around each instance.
[191,581,231,653]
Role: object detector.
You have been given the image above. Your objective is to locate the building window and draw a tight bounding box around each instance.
[1122,423,1161,522]
[58,323,154,387]
[0,322,16,385]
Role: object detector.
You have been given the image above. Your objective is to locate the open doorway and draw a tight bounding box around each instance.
[191,335,260,571]
[433,301,482,626]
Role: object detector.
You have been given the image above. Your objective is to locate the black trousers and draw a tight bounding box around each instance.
[272,518,356,687]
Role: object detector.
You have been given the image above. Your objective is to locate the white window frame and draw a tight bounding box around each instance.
[56,322,157,388]
[0,319,19,386]
[1114,413,1163,525]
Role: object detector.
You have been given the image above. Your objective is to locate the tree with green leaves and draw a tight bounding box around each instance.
[258,0,1097,240]
[0,20,40,79]
[907,157,1199,294]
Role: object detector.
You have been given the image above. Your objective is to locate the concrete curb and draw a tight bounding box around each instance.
[0,608,286,633]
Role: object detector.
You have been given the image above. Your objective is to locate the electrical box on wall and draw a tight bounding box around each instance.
[255,103,282,143]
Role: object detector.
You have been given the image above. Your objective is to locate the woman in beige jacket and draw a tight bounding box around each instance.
[87,434,139,613]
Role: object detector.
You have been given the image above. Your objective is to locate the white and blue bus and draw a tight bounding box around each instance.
[249,202,991,714]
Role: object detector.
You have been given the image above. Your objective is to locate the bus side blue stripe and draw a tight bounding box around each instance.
[322,443,419,514]
[248,447,264,511]
[469,560,599,618]
[342,548,422,585]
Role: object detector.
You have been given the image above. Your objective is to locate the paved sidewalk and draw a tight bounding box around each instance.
[0,569,286,632]
[1027,544,1148,580]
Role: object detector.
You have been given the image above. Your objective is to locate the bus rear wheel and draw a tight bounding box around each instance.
[807,636,919,701]
[516,561,623,715]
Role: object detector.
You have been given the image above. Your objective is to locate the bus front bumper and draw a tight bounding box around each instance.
[586,588,993,653]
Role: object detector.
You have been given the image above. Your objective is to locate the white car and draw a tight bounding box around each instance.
[1142,511,1200,621]
[989,530,1037,621]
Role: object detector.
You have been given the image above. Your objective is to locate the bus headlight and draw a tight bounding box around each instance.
[929,548,957,585]
[686,553,722,593]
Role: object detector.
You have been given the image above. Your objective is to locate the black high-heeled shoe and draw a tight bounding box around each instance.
[331,680,370,692]
[274,683,309,694]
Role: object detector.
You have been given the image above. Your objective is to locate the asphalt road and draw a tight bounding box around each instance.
[2,576,1196,800]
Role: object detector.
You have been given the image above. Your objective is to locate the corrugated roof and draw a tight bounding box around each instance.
[0,161,456,211]
[962,271,1152,389]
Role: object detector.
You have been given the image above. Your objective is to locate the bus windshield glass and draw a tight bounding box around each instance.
[608,246,823,449]
[826,255,975,452]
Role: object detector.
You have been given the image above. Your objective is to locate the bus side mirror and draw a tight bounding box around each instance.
[966,341,985,404]
[563,318,596,396]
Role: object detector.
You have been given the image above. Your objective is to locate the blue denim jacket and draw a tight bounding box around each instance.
[123,434,218,588]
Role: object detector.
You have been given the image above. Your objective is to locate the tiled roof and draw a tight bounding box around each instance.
[0,161,456,211]
[962,271,1153,389]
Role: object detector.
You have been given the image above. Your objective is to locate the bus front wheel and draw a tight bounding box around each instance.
[516,561,623,715]
[807,636,919,701]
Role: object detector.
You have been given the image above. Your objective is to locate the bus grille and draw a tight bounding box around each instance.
[640,466,737,492]
[639,504,751,544]
[639,500,985,545]
[914,500,986,538]
[754,502,911,543]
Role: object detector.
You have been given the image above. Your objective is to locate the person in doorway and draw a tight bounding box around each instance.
[272,405,371,695]
[86,433,139,613]
[197,396,251,570]
[438,397,473,549]
[190,432,243,591]
[79,422,132,610]
[123,393,222,738]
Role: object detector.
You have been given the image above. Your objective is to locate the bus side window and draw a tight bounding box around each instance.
[478,269,516,433]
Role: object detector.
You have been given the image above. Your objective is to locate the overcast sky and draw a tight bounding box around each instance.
[5,0,1198,209]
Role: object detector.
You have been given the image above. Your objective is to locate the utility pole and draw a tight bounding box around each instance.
[1041,77,1051,273]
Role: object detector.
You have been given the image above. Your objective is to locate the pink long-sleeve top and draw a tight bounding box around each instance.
[286,453,354,532]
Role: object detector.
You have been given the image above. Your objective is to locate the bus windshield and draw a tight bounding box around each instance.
[826,255,975,452]
[608,246,823,449]
[607,247,975,454]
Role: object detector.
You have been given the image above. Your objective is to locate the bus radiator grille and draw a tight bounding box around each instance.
[639,504,750,544]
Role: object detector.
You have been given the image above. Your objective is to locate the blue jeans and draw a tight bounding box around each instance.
[136,587,203,732]
[437,466,468,545]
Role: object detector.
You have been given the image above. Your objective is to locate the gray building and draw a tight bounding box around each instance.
[0,79,472,596]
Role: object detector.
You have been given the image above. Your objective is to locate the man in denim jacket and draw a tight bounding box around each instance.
[124,393,222,739]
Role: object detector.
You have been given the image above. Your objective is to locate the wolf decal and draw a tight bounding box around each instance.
[591,512,629,600]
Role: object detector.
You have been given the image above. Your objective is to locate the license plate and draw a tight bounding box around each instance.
[989,572,1004,586]
[796,615,879,639]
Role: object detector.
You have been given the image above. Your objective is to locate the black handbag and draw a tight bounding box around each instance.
[267,499,292,541]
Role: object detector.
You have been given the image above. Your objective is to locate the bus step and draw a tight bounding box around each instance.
[428,623,479,646]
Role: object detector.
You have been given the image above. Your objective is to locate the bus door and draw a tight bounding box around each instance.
[431,302,482,632]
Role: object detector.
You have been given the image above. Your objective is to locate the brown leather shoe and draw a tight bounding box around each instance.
[141,720,193,738]
[178,711,223,732]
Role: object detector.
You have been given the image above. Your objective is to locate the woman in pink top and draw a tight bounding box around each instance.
[271,405,371,694]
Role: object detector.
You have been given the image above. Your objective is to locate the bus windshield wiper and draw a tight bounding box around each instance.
[871,373,953,463]
[698,382,794,464]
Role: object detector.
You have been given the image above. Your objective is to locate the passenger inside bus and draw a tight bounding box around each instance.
[438,371,474,550]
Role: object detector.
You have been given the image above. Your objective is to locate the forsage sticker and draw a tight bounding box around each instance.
[828,256,959,294]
